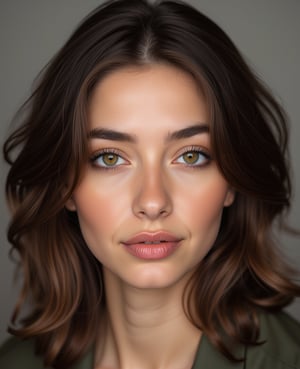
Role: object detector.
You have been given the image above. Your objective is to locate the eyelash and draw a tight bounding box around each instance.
[89,146,211,171]
[90,148,127,171]
[174,146,211,168]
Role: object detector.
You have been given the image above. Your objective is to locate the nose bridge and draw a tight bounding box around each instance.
[132,161,172,219]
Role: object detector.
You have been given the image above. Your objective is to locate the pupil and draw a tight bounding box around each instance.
[103,153,117,166]
[184,152,198,164]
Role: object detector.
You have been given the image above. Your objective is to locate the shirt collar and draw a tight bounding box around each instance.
[191,334,246,369]
[71,334,246,369]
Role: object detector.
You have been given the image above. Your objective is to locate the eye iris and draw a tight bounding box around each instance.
[103,153,118,166]
[183,152,199,164]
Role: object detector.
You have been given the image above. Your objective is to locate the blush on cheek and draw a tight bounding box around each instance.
[185,184,228,221]
[183,187,228,248]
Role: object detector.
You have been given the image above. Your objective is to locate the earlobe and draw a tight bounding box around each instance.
[65,197,77,211]
[224,188,235,207]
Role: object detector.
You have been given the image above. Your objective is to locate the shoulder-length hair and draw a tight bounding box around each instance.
[3,0,300,368]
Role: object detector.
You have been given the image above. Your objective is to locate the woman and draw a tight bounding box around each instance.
[1,0,299,368]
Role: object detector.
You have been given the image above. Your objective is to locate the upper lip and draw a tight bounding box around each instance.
[123,231,182,245]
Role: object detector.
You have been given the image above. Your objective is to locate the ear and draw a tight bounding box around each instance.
[223,188,235,207]
[65,196,77,211]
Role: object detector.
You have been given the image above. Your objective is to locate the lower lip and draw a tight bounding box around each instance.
[123,242,180,260]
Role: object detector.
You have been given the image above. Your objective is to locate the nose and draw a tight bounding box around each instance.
[132,166,173,220]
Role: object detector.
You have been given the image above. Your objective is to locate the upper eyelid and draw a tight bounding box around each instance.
[89,146,211,161]
[90,150,128,171]
[172,147,211,167]
[175,146,210,157]
[90,148,126,159]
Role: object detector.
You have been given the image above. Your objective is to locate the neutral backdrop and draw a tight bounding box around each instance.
[0,0,299,342]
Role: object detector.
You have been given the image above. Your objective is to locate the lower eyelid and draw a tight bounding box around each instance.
[175,149,210,163]
[89,151,127,168]
[90,148,211,168]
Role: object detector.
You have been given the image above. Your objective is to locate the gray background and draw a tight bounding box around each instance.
[0,0,299,342]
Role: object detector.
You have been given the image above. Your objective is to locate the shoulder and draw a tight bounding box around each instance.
[246,311,300,369]
[0,336,94,369]
[0,336,49,369]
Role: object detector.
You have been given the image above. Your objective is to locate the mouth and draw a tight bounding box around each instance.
[138,241,168,245]
[122,231,182,260]
[123,231,182,245]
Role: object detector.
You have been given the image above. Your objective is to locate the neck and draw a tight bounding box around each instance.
[95,268,201,369]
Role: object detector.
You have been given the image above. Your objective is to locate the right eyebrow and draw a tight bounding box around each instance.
[88,128,137,143]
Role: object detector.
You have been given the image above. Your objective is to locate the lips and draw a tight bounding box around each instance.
[122,231,182,260]
[123,231,181,245]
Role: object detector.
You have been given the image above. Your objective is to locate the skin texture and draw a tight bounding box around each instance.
[67,64,234,369]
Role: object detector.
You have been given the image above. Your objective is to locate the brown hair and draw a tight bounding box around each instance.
[3,0,300,367]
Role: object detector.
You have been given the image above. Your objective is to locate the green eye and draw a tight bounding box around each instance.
[176,149,211,167]
[182,152,200,164]
[102,153,119,166]
[91,151,126,169]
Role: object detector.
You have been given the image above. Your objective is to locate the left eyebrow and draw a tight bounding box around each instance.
[166,123,209,141]
[88,123,209,143]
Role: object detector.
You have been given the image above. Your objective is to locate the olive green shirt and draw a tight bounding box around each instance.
[0,312,299,368]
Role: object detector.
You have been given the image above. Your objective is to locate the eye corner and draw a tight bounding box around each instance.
[89,148,128,170]
[173,146,211,167]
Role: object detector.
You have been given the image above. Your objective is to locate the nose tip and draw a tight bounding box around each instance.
[132,173,173,220]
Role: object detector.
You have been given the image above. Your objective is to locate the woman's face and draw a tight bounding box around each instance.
[67,64,234,289]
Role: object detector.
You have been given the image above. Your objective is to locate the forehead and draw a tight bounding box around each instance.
[88,63,209,133]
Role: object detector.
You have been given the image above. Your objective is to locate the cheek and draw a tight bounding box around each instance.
[72,180,129,242]
[178,177,230,234]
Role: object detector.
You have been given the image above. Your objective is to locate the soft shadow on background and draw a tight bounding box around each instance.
[0,0,299,342]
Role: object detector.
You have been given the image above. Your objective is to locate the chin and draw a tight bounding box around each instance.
[122,265,192,290]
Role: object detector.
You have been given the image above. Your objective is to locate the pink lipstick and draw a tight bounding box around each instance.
[122,231,182,260]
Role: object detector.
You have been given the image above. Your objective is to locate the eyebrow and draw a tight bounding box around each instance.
[88,128,136,142]
[167,123,209,141]
[88,123,209,143]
